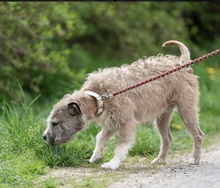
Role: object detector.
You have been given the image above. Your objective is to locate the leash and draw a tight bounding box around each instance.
[101,48,220,100]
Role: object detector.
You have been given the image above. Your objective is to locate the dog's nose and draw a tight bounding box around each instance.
[43,134,47,140]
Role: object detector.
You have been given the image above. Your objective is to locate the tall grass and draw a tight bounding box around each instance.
[1,62,220,187]
[0,97,46,187]
[0,96,94,187]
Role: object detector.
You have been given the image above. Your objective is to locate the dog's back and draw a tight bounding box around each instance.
[82,40,198,123]
[83,40,193,93]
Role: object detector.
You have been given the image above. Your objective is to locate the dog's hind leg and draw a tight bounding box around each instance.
[101,121,137,170]
[151,104,176,165]
[89,128,117,163]
[177,102,204,165]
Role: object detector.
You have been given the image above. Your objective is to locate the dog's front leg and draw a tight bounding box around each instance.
[89,128,117,163]
[101,124,136,170]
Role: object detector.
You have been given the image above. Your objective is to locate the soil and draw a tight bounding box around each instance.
[40,142,220,188]
[109,142,220,188]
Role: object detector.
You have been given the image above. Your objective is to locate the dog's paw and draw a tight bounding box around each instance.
[89,152,102,163]
[89,157,101,163]
[101,160,120,170]
[89,156,101,163]
[188,158,200,165]
[151,157,166,165]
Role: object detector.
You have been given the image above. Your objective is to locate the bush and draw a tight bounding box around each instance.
[0,3,87,102]
[2,2,219,102]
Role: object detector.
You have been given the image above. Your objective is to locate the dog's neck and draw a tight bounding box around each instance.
[84,91,104,115]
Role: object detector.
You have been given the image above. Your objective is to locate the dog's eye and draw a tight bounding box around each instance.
[52,121,59,127]
[68,106,78,116]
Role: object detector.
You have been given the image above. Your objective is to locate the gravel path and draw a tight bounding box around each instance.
[40,142,220,188]
[108,143,220,188]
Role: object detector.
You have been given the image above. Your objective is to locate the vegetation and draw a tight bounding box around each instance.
[1,2,220,102]
[0,2,220,187]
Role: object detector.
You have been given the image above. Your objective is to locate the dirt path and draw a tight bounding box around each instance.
[108,143,220,188]
[39,142,220,188]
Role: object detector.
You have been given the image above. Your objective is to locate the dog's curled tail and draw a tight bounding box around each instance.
[162,40,190,63]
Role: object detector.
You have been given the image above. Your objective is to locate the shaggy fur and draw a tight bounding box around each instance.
[43,40,204,170]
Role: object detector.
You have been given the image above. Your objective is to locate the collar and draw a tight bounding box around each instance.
[84,91,104,115]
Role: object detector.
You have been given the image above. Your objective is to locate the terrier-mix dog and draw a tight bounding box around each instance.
[43,40,204,170]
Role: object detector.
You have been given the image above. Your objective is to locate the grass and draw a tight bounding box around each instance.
[1,62,220,187]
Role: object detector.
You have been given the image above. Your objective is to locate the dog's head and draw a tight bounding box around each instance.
[43,92,96,145]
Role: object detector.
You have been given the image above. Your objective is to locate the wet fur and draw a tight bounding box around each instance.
[43,40,204,170]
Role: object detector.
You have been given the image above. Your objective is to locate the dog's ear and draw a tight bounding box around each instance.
[67,102,81,116]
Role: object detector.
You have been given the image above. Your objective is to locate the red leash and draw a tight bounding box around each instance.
[101,48,220,100]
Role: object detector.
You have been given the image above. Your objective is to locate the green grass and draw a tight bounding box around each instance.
[1,63,220,187]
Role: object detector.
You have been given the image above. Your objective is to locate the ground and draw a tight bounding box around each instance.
[109,142,220,188]
[38,141,220,188]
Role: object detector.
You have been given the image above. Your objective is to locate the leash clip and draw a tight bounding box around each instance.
[101,93,113,100]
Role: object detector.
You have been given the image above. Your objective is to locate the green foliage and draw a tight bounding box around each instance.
[1,2,220,187]
[35,140,93,168]
[1,2,219,102]
[129,125,160,157]
[0,2,87,101]
[0,96,93,187]
[70,3,191,60]
[0,151,45,187]
[0,97,45,186]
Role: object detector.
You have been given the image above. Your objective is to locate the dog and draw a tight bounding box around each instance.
[43,40,204,170]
